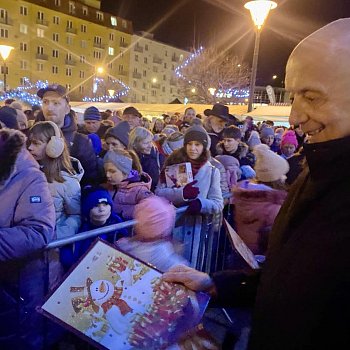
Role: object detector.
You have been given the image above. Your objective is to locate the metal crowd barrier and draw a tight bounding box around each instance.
[46,194,233,274]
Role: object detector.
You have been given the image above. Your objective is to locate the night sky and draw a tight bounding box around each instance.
[101,0,350,86]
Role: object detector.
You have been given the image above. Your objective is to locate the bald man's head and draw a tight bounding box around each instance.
[286,19,350,144]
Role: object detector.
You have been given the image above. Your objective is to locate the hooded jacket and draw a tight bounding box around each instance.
[0,129,55,349]
[110,172,153,220]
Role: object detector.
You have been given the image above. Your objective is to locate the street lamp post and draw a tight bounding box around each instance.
[0,45,14,92]
[244,0,277,112]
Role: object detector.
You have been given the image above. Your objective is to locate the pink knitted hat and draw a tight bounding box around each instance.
[281,130,298,148]
[134,196,176,240]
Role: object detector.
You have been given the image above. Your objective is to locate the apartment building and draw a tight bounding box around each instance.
[127,32,189,104]
[0,0,132,100]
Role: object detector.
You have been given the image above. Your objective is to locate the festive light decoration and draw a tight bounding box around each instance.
[174,46,204,80]
[82,77,130,102]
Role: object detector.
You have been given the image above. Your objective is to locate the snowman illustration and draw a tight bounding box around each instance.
[83,262,158,348]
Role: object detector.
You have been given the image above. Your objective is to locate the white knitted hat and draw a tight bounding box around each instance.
[253,144,289,182]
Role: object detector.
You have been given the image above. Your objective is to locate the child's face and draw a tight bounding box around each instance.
[104,162,126,185]
[223,138,239,153]
[281,143,296,158]
[90,203,111,225]
[28,137,47,161]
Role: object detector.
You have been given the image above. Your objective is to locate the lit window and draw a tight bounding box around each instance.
[37,28,44,38]
[111,16,117,26]
[19,23,28,34]
[108,47,114,55]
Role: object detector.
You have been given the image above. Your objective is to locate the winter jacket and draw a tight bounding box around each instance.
[61,113,99,186]
[233,181,287,254]
[216,141,256,168]
[137,146,165,191]
[213,135,350,349]
[48,171,81,239]
[0,144,55,349]
[156,161,224,215]
[209,157,230,196]
[110,173,153,220]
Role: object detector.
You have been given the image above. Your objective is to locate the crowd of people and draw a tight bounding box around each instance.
[1,18,349,350]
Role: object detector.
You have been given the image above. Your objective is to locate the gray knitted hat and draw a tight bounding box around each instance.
[105,121,130,147]
[104,150,132,175]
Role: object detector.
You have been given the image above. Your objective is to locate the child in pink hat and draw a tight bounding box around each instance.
[116,196,188,272]
[281,130,298,159]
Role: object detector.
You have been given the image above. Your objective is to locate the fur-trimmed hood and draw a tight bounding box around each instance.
[0,128,27,184]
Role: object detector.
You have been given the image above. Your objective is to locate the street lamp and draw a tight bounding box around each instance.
[96,66,104,74]
[0,45,14,92]
[208,87,216,96]
[245,0,277,112]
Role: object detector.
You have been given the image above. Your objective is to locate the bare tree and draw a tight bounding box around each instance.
[176,47,250,104]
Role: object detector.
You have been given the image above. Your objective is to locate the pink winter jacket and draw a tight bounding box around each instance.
[110,173,153,220]
[233,182,287,255]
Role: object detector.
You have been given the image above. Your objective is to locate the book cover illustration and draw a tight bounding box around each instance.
[41,240,209,349]
[165,162,194,188]
[224,219,260,270]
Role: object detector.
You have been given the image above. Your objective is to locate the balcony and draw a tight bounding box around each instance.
[36,18,49,26]
[132,72,142,79]
[65,58,76,66]
[153,56,162,64]
[119,41,128,48]
[134,45,143,53]
[0,17,13,26]
[151,83,160,89]
[66,27,77,34]
[93,42,105,49]
[171,55,179,63]
[119,70,128,76]
[36,53,48,61]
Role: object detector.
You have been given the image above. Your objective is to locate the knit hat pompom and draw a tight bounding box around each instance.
[281,130,298,148]
[184,124,209,150]
[104,149,132,175]
[134,196,176,240]
[253,144,289,182]
[84,106,101,121]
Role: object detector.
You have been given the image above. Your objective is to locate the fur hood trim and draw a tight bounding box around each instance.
[233,186,287,204]
[0,128,26,182]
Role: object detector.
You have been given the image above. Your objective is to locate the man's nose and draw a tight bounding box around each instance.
[289,99,305,127]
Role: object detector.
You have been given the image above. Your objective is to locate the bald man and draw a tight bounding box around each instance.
[163,19,350,349]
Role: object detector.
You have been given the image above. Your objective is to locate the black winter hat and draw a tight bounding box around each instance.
[0,106,19,129]
[184,124,209,150]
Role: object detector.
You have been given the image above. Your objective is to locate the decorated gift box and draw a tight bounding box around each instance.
[41,239,209,350]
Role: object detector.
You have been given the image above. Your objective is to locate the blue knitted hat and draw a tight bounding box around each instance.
[84,106,101,121]
[81,187,113,218]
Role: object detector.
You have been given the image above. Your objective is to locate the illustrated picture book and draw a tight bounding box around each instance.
[41,239,210,350]
[224,219,261,270]
[165,162,194,188]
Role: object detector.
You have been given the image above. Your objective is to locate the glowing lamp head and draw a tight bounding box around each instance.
[96,66,104,74]
[0,45,14,61]
[244,0,277,30]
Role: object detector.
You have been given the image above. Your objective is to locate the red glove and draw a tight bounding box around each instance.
[183,180,200,200]
[185,199,202,215]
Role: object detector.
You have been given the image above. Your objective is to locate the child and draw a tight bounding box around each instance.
[280,130,298,159]
[116,196,188,272]
[104,149,153,220]
[28,121,81,239]
[28,121,82,289]
[232,144,289,255]
[60,186,127,270]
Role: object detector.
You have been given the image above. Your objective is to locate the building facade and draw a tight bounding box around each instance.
[0,0,132,100]
[127,33,189,104]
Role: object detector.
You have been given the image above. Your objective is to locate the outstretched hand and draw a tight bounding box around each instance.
[162,265,216,295]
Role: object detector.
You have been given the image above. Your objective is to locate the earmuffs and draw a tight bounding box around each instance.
[45,121,65,158]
